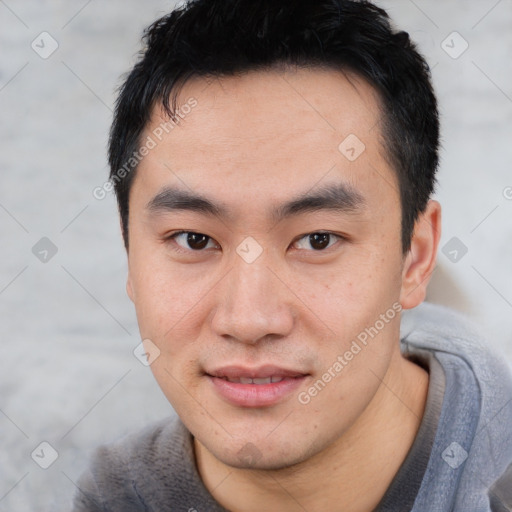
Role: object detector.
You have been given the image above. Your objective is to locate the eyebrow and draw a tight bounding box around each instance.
[145,182,367,222]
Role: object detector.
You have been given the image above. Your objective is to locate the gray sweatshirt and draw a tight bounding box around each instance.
[73,303,512,511]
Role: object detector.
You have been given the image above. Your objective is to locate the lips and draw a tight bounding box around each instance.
[222,376,289,384]
[207,364,306,380]
[206,365,308,407]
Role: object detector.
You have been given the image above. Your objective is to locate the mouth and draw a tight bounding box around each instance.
[205,365,309,407]
[216,375,294,384]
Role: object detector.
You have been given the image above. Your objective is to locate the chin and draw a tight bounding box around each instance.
[199,428,327,473]
[219,445,311,471]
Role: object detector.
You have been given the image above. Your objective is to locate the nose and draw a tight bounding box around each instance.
[210,254,295,344]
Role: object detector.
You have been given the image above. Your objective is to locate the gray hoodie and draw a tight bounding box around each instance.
[73,302,512,511]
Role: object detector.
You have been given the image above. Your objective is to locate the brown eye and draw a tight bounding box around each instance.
[186,233,210,250]
[171,231,217,251]
[294,232,340,251]
[309,233,330,250]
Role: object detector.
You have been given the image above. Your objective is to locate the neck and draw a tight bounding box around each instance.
[194,349,429,512]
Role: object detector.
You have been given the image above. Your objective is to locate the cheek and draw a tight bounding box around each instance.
[294,255,398,337]
[293,253,400,389]
[129,251,206,338]
[128,251,215,389]
[300,318,398,436]
[149,356,205,428]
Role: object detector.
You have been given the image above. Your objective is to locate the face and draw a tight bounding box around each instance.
[126,67,407,469]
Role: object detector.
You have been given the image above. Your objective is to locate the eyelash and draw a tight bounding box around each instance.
[165,230,344,253]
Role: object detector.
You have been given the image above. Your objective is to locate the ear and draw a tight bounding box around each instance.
[399,199,442,310]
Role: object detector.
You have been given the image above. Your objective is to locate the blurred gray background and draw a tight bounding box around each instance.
[0,0,511,510]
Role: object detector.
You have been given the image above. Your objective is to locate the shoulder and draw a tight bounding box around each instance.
[400,302,512,507]
[72,416,191,511]
[400,301,512,389]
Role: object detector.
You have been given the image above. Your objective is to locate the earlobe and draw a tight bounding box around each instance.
[399,200,442,310]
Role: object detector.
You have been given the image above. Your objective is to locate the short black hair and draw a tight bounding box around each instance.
[109,0,439,254]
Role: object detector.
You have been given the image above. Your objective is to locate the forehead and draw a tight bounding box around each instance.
[151,66,382,151]
[135,66,397,211]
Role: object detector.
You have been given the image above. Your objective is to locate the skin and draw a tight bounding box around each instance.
[126,66,442,511]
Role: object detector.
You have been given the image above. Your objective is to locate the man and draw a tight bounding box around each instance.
[74,0,512,510]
